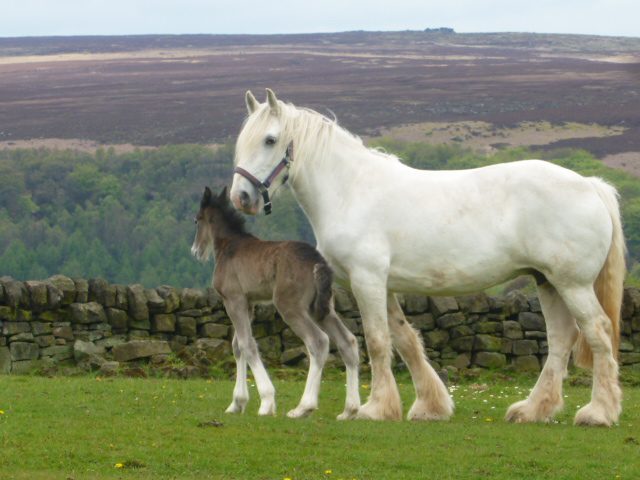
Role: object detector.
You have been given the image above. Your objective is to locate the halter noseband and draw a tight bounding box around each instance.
[233,142,293,215]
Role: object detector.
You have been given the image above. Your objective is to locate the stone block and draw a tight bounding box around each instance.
[35,335,55,348]
[502,320,523,340]
[69,302,107,324]
[281,346,307,365]
[10,342,39,361]
[40,345,73,361]
[474,351,506,368]
[25,281,50,311]
[152,314,176,333]
[48,275,76,305]
[2,322,31,336]
[127,284,149,321]
[0,278,28,308]
[156,285,180,312]
[504,291,529,317]
[31,322,52,336]
[146,288,165,311]
[450,336,474,352]
[406,313,435,331]
[257,336,281,363]
[194,338,232,361]
[180,288,206,310]
[518,312,545,331]
[423,330,449,349]
[512,339,539,356]
[73,278,89,303]
[106,308,129,331]
[620,352,640,365]
[456,293,490,313]
[436,312,465,330]
[177,316,197,337]
[112,340,171,362]
[430,296,459,317]
[114,285,129,310]
[473,321,502,334]
[52,324,74,340]
[474,334,502,352]
[449,325,474,339]
[11,360,36,374]
[404,295,429,314]
[199,323,229,339]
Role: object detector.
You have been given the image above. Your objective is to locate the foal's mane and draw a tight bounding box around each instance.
[202,191,248,236]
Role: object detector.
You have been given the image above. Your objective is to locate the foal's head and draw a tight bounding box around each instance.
[191,186,247,261]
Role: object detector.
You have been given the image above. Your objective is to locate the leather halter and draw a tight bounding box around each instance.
[233,142,293,215]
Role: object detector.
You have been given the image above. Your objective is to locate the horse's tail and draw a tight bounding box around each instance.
[312,262,333,321]
[573,178,627,369]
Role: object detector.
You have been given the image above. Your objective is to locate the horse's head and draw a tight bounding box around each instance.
[191,185,243,261]
[231,88,292,215]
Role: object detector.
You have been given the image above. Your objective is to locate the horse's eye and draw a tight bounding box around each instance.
[194,217,199,225]
[265,136,277,146]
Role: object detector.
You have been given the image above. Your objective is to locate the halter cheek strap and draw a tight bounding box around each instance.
[234,142,293,215]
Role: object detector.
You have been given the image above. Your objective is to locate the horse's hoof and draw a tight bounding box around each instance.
[258,402,276,416]
[574,403,616,427]
[337,407,359,421]
[356,400,402,421]
[407,398,453,421]
[225,403,245,414]
[287,406,315,418]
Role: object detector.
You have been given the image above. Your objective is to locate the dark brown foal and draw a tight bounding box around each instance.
[192,186,360,418]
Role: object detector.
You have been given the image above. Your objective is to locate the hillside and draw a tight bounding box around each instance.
[1,31,639,162]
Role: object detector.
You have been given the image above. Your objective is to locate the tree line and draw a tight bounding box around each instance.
[1,142,639,288]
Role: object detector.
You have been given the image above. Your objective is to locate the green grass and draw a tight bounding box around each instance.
[1,370,640,480]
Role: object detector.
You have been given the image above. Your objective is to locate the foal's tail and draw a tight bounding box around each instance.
[312,262,334,321]
[574,178,627,369]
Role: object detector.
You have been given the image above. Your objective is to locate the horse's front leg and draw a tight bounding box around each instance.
[225,333,249,414]
[224,297,276,416]
[350,271,402,421]
[387,294,453,421]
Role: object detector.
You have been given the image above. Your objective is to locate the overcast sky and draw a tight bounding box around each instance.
[1,0,639,38]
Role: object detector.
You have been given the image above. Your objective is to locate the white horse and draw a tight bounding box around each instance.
[230,89,626,427]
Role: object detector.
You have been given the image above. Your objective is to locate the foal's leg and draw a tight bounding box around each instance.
[350,271,402,421]
[224,297,276,416]
[278,303,330,418]
[319,306,361,420]
[506,282,578,423]
[226,334,249,414]
[387,294,453,421]
[557,285,621,426]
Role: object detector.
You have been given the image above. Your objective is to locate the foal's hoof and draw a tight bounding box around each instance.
[258,402,276,416]
[225,403,245,414]
[505,400,542,424]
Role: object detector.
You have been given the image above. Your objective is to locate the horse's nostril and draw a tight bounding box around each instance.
[239,190,250,207]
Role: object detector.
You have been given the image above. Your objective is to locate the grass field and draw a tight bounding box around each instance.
[1,369,640,480]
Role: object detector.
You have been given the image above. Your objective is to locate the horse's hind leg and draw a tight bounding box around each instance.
[506,282,578,423]
[278,304,330,418]
[388,294,453,421]
[319,307,361,420]
[224,297,276,416]
[226,333,249,414]
[558,285,621,426]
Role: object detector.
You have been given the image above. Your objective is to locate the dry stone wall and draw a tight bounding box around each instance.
[1,275,640,376]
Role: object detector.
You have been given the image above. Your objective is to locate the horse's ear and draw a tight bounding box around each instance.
[245,90,259,114]
[202,186,212,207]
[218,186,229,202]
[266,88,280,116]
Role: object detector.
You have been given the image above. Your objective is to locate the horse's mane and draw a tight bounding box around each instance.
[236,101,399,169]
[202,191,248,236]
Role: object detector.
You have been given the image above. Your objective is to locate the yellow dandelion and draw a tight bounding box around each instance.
[0,410,5,415]
[115,463,124,469]
[484,417,494,422]
[325,470,332,475]
[361,384,370,390]
[284,477,293,480]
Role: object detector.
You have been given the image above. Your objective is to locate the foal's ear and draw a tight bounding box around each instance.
[218,185,229,203]
[266,88,280,116]
[201,186,213,207]
[245,90,259,114]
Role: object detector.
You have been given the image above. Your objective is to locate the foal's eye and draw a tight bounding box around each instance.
[265,136,277,146]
